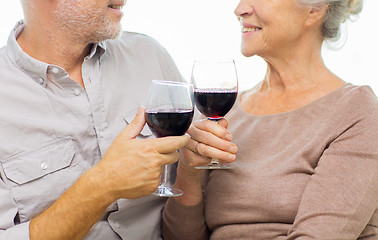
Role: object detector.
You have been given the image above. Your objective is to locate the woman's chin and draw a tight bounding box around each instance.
[241,48,256,58]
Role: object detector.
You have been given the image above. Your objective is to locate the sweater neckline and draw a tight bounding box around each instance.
[235,83,353,119]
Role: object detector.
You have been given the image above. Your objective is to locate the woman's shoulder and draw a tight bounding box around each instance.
[336,84,378,114]
[326,84,378,134]
[339,84,377,100]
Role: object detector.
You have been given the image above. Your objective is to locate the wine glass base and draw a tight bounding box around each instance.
[153,186,183,197]
[195,162,235,170]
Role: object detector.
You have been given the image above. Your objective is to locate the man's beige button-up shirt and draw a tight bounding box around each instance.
[0,21,184,240]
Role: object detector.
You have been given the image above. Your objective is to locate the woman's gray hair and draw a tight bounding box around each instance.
[297,0,363,41]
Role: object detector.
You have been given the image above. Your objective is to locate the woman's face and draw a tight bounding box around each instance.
[234,0,310,59]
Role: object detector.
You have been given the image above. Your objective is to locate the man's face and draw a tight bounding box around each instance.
[54,0,126,43]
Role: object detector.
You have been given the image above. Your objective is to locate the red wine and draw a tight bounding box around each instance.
[194,90,237,119]
[146,109,194,137]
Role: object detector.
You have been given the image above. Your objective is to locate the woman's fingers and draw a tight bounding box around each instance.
[194,140,237,162]
[190,119,231,140]
[188,120,236,153]
[186,134,237,163]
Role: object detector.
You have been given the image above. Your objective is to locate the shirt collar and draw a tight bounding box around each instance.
[6,20,107,87]
[6,21,50,87]
[89,41,107,59]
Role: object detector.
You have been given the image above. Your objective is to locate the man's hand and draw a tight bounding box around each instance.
[30,107,188,240]
[93,107,190,200]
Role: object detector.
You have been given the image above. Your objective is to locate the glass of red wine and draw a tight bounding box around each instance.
[145,80,194,197]
[191,59,238,169]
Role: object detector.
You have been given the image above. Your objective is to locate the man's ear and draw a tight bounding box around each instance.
[305,4,329,27]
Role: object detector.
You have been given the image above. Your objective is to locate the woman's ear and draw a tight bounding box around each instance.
[305,4,329,27]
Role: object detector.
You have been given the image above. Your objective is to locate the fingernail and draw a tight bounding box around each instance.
[138,106,145,114]
[225,132,233,141]
[230,145,238,153]
[228,154,236,161]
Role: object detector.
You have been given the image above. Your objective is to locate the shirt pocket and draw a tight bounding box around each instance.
[0,137,79,222]
[124,111,153,139]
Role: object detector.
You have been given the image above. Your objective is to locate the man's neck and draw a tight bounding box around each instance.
[17,23,91,88]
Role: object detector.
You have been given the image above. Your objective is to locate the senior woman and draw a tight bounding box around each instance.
[162,0,378,239]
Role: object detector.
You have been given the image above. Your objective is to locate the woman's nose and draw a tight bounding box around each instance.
[234,0,254,18]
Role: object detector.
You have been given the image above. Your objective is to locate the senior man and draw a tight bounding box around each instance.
[0,0,190,239]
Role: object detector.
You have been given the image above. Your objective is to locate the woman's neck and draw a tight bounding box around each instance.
[241,43,345,115]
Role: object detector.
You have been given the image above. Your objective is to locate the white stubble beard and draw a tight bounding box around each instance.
[54,0,122,44]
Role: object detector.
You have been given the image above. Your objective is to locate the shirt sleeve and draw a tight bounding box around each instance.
[287,110,378,239]
[0,179,30,240]
[0,222,30,240]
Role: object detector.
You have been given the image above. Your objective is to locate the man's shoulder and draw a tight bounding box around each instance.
[0,44,25,81]
[105,31,164,52]
[0,45,9,67]
[119,31,156,42]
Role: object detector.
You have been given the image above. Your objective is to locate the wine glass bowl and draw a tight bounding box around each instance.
[191,59,238,169]
[145,110,193,138]
[194,90,238,121]
[145,80,194,197]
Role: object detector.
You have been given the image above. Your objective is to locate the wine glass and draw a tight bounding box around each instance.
[191,59,238,169]
[145,80,194,197]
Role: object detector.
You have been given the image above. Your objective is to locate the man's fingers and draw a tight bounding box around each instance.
[160,151,180,166]
[153,135,190,154]
[121,106,146,139]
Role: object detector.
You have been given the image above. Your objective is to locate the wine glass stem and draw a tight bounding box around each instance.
[208,117,221,164]
[208,118,221,123]
[160,165,169,187]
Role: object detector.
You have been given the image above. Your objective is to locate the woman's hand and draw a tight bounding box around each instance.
[180,118,238,173]
[172,118,238,206]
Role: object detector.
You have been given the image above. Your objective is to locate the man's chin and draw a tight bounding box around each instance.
[92,26,123,43]
[109,26,123,40]
[114,30,123,39]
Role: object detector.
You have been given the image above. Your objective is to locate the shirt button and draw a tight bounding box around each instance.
[51,67,59,74]
[113,221,120,228]
[38,77,44,84]
[98,132,104,138]
[41,162,48,170]
[73,88,81,96]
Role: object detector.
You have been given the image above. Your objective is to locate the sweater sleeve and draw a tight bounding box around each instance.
[162,199,209,240]
[162,170,210,240]
[287,105,378,239]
